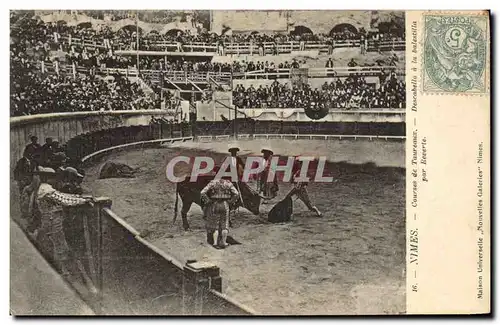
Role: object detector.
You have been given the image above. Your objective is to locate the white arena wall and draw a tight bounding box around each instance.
[196,101,405,123]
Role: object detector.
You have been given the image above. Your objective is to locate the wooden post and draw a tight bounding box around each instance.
[82,213,98,290]
[54,61,60,76]
[182,260,203,315]
[182,260,221,315]
[93,197,112,313]
[232,72,237,140]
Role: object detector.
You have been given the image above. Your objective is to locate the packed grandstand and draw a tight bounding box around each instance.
[10,10,406,117]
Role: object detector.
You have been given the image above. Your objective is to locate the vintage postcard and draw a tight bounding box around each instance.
[9,9,490,316]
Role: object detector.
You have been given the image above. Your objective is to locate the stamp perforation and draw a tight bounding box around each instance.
[420,11,490,96]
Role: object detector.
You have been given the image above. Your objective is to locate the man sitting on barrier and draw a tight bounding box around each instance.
[200,175,240,249]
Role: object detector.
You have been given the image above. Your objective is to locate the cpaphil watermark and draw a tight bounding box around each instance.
[165,155,333,183]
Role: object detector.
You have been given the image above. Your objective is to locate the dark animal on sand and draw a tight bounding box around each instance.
[99,162,138,179]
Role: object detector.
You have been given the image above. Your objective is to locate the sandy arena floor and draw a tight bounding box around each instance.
[83,139,406,315]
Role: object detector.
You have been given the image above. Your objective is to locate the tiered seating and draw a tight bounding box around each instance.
[10,11,406,116]
[232,74,405,110]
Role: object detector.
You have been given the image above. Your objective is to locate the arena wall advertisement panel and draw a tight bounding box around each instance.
[9,9,490,316]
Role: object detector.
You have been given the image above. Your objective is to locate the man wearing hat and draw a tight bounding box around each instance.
[23,135,41,160]
[56,166,85,195]
[258,148,279,200]
[20,169,41,231]
[228,146,245,180]
[14,151,35,194]
[32,166,94,276]
[50,152,69,171]
[40,137,55,166]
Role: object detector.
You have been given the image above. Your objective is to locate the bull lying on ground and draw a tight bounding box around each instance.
[99,162,138,179]
[173,175,262,230]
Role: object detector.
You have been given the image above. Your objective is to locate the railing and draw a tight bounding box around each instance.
[37,61,231,83]
[235,108,405,113]
[40,61,142,78]
[218,39,405,55]
[159,70,233,83]
[197,133,406,142]
[37,61,402,83]
[59,36,108,49]
[233,66,404,79]
[58,35,405,54]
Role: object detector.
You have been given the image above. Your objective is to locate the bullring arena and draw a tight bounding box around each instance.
[11,10,406,315]
[84,138,406,315]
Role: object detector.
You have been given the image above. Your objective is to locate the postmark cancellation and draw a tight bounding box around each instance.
[422,13,489,94]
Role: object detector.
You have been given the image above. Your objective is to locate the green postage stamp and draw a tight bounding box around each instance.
[423,14,489,94]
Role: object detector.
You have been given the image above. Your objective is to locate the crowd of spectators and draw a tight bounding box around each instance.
[85,28,404,53]
[125,57,397,75]
[140,27,402,47]
[232,73,405,110]
[60,49,398,76]
[12,12,404,53]
[10,12,405,116]
[10,54,155,116]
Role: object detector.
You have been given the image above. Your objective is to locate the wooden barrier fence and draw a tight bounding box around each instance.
[11,110,408,314]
